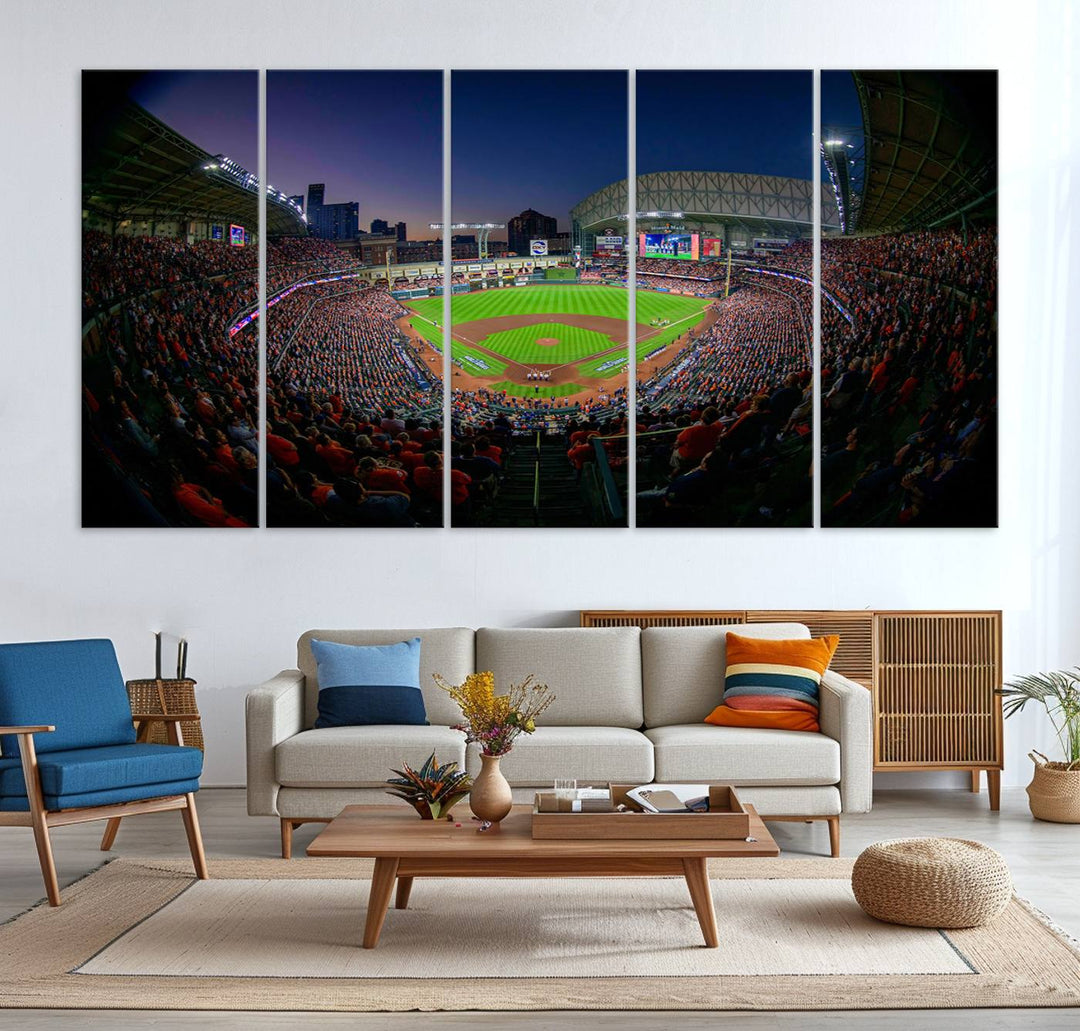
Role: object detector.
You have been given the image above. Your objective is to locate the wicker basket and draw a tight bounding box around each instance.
[125,678,203,751]
[1027,751,1080,823]
[852,837,1012,928]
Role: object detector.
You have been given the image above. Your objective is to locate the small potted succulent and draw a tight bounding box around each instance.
[1000,668,1080,823]
[385,751,472,820]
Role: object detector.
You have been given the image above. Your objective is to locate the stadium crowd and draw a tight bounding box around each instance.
[636,283,813,527]
[83,236,261,527]
[819,225,997,525]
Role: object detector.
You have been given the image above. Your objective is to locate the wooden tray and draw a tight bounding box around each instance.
[531,784,751,840]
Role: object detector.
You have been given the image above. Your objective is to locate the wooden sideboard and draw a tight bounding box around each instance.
[580,609,1004,809]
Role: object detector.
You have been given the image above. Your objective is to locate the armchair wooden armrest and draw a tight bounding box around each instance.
[0,725,56,735]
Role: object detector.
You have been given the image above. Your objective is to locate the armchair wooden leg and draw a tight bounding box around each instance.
[16,731,61,906]
[100,817,122,851]
[181,793,209,880]
[281,818,294,860]
[827,816,841,858]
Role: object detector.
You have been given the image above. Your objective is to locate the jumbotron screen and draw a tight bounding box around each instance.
[639,232,699,261]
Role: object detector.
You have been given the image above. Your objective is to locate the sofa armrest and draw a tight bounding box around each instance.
[245,669,304,816]
[819,669,873,813]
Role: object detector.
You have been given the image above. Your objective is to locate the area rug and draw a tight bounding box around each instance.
[1,857,1078,1011]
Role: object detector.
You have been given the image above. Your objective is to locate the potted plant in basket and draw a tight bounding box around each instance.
[434,670,554,825]
[1000,667,1080,823]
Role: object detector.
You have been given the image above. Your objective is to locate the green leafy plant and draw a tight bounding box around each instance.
[1000,668,1080,769]
[385,751,472,819]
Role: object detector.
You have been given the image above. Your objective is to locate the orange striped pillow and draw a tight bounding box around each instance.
[704,633,839,733]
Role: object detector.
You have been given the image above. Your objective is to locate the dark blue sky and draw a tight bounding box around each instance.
[821,71,862,132]
[127,71,257,171]
[637,71,812,179]
[268,71,443,238]
[452,71,627,238]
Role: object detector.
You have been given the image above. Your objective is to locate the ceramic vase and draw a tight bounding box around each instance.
[469,752,513,824]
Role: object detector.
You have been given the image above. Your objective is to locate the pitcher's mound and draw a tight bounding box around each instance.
[536,337,560,347]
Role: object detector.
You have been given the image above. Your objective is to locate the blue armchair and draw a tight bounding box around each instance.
[0,639,208,906]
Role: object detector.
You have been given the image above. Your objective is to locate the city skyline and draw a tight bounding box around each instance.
[268,71,443,239]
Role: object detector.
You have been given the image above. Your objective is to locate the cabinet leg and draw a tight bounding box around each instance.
[986,769,1001,811]
[970,769,981,793]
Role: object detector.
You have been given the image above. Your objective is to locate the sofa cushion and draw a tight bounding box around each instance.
[641,623,811,728]
[276,725,467,788]
[706,633,839,733]
[466,726,654,786]
[645,724,840,785]
[310,637,428,729]
[298,629,473,730]
[0,639,136,757]
[475,627,643,728]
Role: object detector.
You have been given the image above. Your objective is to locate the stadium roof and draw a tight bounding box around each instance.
[82,102,306,235]
[571,171,840,239]
[848,71,997,232]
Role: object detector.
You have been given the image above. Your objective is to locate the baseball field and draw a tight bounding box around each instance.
[403,284,711,400]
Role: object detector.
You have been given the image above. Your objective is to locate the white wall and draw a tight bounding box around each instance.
[1,0,1076,788]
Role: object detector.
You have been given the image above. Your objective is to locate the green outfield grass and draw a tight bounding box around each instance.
[449,285,628,324]
[634,292,710,361]
[403,286,710,382]
[468,322,618,367]
[408,316,442,349]
[491,380,587,399]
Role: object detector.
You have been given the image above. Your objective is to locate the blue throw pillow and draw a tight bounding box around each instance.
[311,638,428,728]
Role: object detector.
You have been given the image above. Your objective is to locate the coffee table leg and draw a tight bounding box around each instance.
[395,876,414,910]
[683,857,719,948]
[363,857,399,948]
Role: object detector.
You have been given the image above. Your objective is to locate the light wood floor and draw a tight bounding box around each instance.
[1,787,1077,1030]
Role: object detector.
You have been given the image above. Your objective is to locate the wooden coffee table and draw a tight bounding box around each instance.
[307,803,779,949]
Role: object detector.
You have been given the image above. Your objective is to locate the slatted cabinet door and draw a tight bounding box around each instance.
[873,612,1002,770]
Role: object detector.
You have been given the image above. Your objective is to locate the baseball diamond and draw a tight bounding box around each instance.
[405,285,709,404]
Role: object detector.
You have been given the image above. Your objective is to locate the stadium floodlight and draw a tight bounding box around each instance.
[824,139,846,146]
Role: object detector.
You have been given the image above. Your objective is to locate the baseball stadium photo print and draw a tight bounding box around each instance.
[449,70,630,528]
[633,70,818,528]
[265,70,445,528]
[819,70,998,528]
[81,71,260,527]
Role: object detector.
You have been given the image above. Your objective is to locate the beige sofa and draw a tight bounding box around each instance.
[246,624,872,857]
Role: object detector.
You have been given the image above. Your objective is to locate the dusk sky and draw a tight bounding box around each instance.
[124,71,258,171]
[268,71,443,238]
[638,71,812,179]
[452,71,627,239]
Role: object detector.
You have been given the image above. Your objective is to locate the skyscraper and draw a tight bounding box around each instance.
[306,183,325,212]
[395,221,407,242]
[507,208,558,255]
[370,218,390,235]
[317,202,360,241]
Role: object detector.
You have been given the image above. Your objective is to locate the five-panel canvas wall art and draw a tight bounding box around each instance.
[81,69,997,529]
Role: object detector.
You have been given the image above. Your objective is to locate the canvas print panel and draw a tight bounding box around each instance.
[449,71,630,528]
[82,71,259,527]
[265,71,445,527]
[634,71,817,528]
[819,71,998,527]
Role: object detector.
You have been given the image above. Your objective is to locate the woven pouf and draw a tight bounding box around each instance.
[852,837,1013,928]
